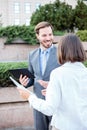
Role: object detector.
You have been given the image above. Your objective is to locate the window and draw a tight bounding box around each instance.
[35,3,41,10]
[25,19,30,26]
[14,19,20,25]
[14,2,20,13]
[25,3,31,13]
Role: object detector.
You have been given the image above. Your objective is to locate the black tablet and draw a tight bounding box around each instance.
[9,68,35,79]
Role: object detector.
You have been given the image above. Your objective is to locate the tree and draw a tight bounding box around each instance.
[30,0,74,31]
[52,2,74,31]
[74,0,87,30]
[30,3,55,26]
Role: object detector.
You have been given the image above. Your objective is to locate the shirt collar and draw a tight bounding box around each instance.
[40,44,53,54]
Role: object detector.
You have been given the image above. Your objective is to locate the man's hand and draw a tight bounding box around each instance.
[41,89,47,96]
[38,80,48,96]
[38,80,49,88]
[19,74,29,86]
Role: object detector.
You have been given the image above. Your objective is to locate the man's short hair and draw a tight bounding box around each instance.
[35,21,53,34]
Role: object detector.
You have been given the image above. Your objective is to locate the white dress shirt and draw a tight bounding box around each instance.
[28,62,87,130]
[40,44,53,75]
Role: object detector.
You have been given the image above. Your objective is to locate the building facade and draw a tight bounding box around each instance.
[0,0,55,26]
[0,0,87,27]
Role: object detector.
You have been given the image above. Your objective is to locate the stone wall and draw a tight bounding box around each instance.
[0,38,39,62]
[0,37,87,62]
[0,87,34,129]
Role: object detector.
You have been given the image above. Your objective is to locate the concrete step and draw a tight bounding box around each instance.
[0,87,34,129]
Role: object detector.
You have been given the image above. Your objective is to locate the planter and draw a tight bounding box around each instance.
[0,37,39,61]
[0,87,34,129]
[0,37,7,49]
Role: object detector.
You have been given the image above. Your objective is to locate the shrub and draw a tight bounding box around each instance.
[0,25,38,45]
[76,30,87,41]
[0,61,87,87]
[0,62,28,87]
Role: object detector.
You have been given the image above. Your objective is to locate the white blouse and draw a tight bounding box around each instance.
[28,62,87,130]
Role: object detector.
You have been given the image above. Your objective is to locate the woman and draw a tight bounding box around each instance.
[17,33,87,130]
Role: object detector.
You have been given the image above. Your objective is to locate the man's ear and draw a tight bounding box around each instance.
[36,34,39,40]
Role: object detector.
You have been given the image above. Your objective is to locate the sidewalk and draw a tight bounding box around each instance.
[1,126,35,130]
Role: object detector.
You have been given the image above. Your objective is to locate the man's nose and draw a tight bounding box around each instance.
[46,35,51,40]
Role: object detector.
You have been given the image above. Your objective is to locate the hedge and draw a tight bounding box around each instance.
[76,30,87,41]
[0,61,87,87]
[0,62,28,87]
[0,25,37,45]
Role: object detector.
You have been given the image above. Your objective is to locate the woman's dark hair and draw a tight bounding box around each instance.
[58,33,86,64]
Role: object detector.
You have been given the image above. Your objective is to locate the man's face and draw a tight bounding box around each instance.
[36,26,54,49]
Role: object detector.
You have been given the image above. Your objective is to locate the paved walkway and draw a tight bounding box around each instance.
[1,126,35,130]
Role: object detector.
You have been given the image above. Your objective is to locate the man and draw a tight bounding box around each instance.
[19,21,60,130]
